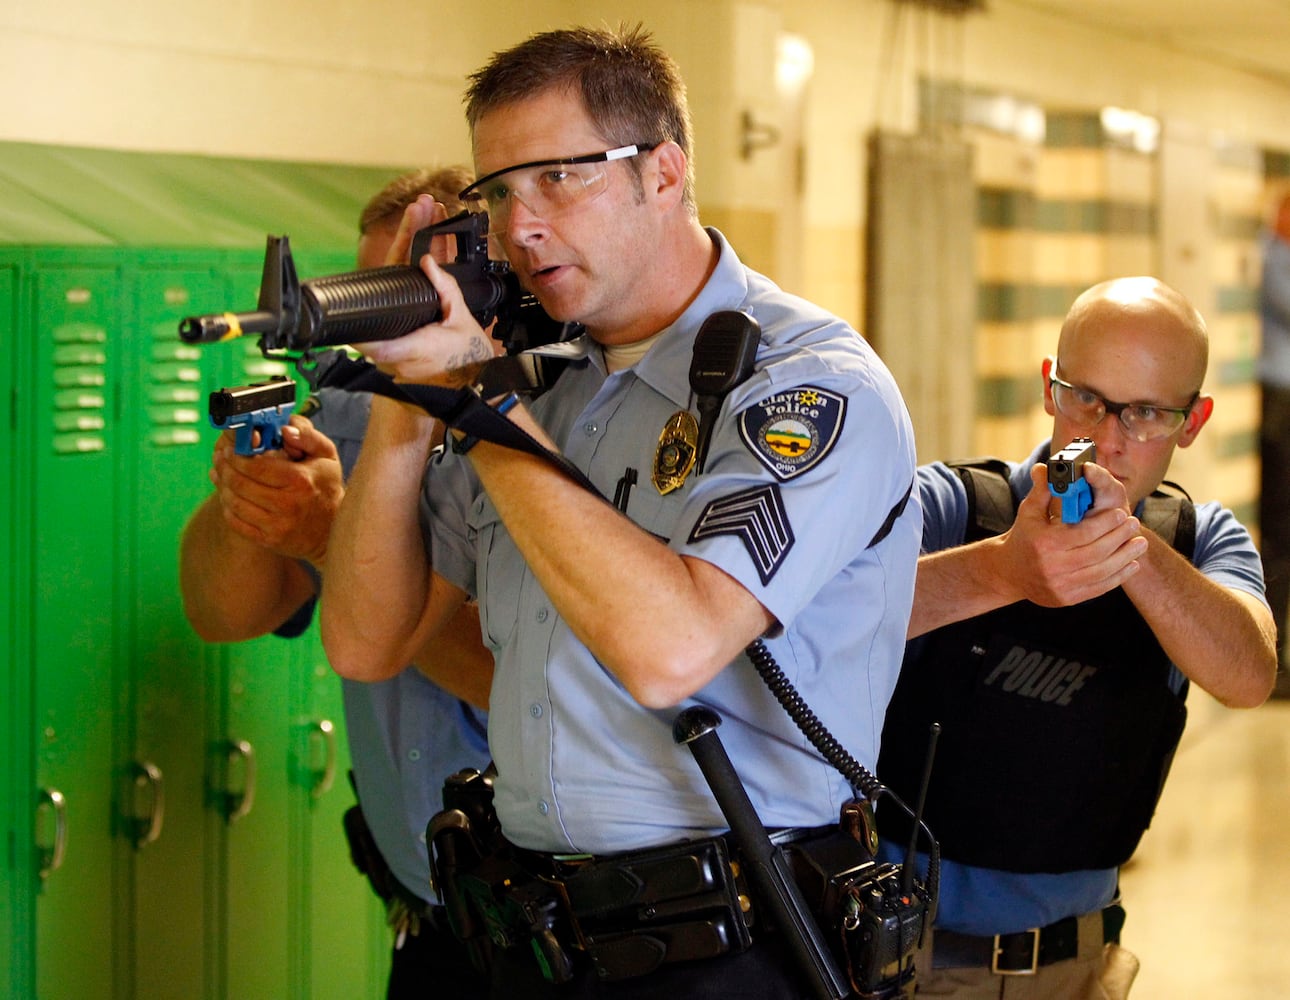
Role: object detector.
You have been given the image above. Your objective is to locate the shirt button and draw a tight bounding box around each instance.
[407,749,421,762]
[583,421,598,436]
[536,607,549,623]
[537,800,550,815]
[529,703,543,718]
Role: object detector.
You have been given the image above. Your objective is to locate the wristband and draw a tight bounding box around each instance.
[493,391,521,416]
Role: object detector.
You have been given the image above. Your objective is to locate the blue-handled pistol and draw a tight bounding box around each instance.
[209,377,297,455]
[1047,437,1095,523]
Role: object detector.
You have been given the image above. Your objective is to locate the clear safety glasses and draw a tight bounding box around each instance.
[1048,365,1198,442]
[459,143,657,232]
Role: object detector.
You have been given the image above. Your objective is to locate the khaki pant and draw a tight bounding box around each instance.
[913,921,1140,999]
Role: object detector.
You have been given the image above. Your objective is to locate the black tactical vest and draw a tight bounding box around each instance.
[878,459,1195,873]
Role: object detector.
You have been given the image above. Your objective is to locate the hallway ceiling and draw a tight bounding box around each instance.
[1013,0,1290,89]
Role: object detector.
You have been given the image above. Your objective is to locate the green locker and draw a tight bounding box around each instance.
[285,250,388,1000]
[29,255,124,999]
[2,260,30,1000]
[219,633,296,999]
[207,249,382,1000]
[204,259,285,998]
[293,631,383,1000]
[119,257,229,1000]
[208,258,319,1000]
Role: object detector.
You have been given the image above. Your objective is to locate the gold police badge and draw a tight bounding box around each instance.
[652,411,699,494]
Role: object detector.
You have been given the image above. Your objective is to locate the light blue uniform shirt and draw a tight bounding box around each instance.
[881,440,1267,935]
[302,388,490,901]
[423,229,920,855]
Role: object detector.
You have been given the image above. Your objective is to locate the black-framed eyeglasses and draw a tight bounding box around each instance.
[459,143,658,229]
[1049,363,1198,442]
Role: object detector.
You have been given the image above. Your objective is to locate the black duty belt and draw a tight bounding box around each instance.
[509,834,755,981]
[505,827,836,981]
[932,903,1125,975]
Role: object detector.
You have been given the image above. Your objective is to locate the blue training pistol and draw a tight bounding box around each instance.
[1047,437,1096,523]
[208,376,297,456]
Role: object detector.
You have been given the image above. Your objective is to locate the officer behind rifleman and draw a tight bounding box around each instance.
[878,276,1276,999]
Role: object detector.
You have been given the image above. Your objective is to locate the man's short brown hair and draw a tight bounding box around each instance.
[359,165,474,235]
[463,24,695,212]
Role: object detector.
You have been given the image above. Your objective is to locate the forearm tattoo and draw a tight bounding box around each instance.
[444,334,496,387]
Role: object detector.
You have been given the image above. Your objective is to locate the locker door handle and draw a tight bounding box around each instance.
[224,739,257,825]
[36,787,68,880]
[309,719,337,800]
[128,760,165,848]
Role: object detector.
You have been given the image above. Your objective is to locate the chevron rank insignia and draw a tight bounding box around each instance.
[688,484,794,584]
[739,386,846,481]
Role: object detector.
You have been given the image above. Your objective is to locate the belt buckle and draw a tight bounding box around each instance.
[991,929,1039,975]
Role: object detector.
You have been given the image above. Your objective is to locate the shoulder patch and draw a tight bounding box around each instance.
[688,484,794,585]
[738,386,846,481]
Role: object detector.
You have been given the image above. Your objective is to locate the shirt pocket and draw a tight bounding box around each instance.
[465,492,524,651]
[617,479,686,541]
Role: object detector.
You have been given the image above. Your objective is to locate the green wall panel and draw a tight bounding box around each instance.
[0,142,407,250]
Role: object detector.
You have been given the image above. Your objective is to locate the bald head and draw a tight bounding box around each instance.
[1058,277,1208,393]
[1047,276,1213,505]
